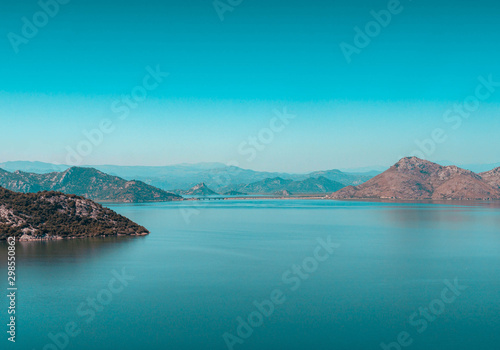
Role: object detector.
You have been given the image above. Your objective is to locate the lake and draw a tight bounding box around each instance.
[1,199,499,350]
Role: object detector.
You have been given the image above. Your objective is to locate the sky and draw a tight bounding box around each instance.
[1,0,499,172]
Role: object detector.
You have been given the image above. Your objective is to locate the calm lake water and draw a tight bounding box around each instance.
[1,199,500,350]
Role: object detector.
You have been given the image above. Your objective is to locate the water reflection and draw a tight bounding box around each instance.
[344,198,500,208]
[379,203,500,231]
[0,236,145,267]
[383,207,473,229]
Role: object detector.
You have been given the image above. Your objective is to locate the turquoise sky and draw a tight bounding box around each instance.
[1,0,499,172]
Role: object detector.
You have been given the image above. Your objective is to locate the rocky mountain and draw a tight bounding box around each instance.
[480,167,500,189]
[180,183,219,196]
[0,187,149,240]
[226,176,346,194]
[329,157,500,201]
[0,167,182,203]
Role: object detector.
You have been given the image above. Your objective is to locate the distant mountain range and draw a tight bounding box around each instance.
[0,161,69,174]
[222,176,346,195]
[2,159,499,201]
[173,176,346,196]
[2,160,499,190]
[329,157,500,201]
[0,187,149,240]
[0,161,375,191]
[0,167,182,203]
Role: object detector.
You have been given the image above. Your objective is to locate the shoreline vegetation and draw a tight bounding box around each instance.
[0,188,149,241]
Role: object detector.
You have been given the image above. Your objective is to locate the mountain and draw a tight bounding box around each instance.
[223,190,247,196]
[310,169,378,183]
[329,157,500,201]
[225,176,346,194]
[480,167,500,189]
[0,162,373,191]
[238,177,293,194]
[0,187,149,240]
[287,176,346,193]
[0,167,182,203]
[180,183,219,196]
[0,161,70,174]
[339,166,387,175]
[112,165,371,190]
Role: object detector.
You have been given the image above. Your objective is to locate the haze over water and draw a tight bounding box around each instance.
[1,199,499,350]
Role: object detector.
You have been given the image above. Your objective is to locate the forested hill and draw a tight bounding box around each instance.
[0,187,149,240]
[0,167,182,203]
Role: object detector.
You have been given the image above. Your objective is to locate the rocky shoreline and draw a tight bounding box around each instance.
[0,187,150,241]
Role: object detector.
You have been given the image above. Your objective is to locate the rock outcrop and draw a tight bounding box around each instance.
[480,167,500,189]
[181,183,219,196]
